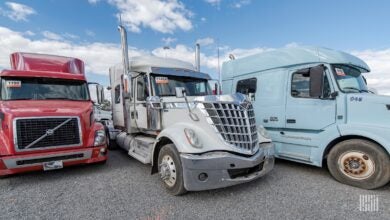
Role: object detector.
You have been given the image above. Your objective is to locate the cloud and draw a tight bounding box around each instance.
[204,0,251,9]
[88,0,101,4]
[352,49,390,95]
[0,26,273,79]
[0,2,36,21]
[24,30,35,36]
[204,0,222,7]
[107,0,193,34]
[0,26,146,76]
[232,0,251,8]
[2,25,389,95]
[162,37,177,45]
[42,31,63,41]
[196,37,215,46]
[64,33,79,40]
[85,30,96,37]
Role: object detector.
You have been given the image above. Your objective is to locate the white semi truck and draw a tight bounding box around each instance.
[108,25,275,195]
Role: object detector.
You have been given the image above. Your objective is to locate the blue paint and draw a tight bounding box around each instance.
[222,46,390,167]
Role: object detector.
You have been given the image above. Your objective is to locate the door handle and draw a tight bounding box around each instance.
[286,119,296,124]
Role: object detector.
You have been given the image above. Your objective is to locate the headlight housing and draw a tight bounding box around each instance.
[94,130,106,146]
[258,125,271,139]
[184,128,202,148]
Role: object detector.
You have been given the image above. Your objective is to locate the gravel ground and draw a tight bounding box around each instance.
[0,149,389,220]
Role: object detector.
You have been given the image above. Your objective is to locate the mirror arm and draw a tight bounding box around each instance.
[182,90,199,121]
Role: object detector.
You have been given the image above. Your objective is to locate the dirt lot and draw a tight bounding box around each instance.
[1,149,389,220]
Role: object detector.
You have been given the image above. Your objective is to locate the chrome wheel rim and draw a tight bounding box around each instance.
[159,155,177,187]
[338,151,375,180]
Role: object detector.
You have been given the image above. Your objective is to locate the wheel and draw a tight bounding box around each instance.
[327,139,390,189]
[157,144,187,195]
[106,130,117,150]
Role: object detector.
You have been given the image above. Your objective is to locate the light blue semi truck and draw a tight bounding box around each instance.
[222,46,390,189]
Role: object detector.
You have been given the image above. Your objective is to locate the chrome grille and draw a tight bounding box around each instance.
[201,102,258,152]
[14,117,81,151]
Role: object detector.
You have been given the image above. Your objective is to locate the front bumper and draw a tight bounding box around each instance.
[180,142,275,191]
[0,146,107,176]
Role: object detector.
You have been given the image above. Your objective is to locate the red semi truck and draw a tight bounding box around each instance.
[0,52,108,176]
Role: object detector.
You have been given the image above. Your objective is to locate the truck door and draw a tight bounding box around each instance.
[134,75,149,130]
[280,66,336,162]
[109,67,125,128]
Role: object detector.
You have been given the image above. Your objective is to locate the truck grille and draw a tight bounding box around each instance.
[201,102,258,152]
[14,117,81,151]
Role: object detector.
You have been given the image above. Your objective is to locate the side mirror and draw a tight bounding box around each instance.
[175,87,186,98]
[122,74,132,100]
[88,82,101,104]
[309,65,324,98]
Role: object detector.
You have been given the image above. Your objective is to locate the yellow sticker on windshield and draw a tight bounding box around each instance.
[6,80,21,88]
[335,68,346,76]
[156,77,169,84]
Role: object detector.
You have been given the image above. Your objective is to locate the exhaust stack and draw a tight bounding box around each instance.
[118,25,132,133]
[195,43,200,71]
[118,25,130,74]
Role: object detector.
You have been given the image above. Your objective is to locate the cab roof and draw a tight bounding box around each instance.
[222,46,370,79]
[111,56,211,80]
[0,52,86,81]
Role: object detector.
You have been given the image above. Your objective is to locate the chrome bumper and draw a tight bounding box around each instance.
[180,142,275,191]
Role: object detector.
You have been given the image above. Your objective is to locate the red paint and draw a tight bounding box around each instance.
[0,52,107,176]
[10,52,84,74]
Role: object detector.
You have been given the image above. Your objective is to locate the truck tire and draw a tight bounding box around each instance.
[327,139,390,189]
[157,144,187,196]
[106,130,117,150]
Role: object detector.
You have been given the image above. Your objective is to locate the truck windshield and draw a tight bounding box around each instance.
[1,77,90,101]
[332,64,368,93]
[151,74,211,96]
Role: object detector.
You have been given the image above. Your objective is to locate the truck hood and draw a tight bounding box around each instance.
[346,93,390,126]
[0,100,92,116]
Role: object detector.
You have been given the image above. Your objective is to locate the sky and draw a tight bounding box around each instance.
[1,0,390,94]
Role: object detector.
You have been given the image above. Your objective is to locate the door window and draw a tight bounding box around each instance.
[236,78,257,95]
[291,72,331,98]
[137,75,149,101]
[114,84,120,104]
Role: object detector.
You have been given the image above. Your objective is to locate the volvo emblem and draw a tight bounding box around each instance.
[46,129,54,136]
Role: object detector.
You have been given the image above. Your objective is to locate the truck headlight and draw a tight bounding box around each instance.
[258,125,270,139]
[94,130,106,146]
[184,128,202,148]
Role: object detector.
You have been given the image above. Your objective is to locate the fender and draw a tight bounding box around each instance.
[307,124,342,167]
[337,124,390,155]
[151,122,232,167]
